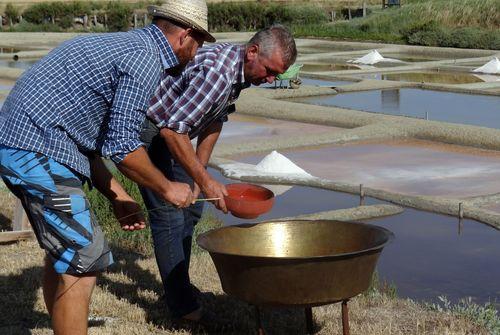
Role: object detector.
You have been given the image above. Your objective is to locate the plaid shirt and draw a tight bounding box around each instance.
[0,24,178,178]
[147,44,248,139]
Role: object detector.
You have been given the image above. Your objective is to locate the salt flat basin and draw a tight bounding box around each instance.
[233,139,500,197]
[353,70,487,84]
[288,88,500,129]
[302,63,361,72]
[197,220,393,306]
[219,114,341,144]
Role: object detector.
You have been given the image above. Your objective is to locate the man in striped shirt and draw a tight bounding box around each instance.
[142,25,297,325]
[0,1,215,333]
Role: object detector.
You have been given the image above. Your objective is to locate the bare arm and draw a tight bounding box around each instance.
[160,127,228,212]
[116,146,193,208]
[196,121,223,167]
[88,154,145,231]
[191,121,223,200]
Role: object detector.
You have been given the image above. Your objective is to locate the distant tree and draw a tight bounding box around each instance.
[4,3,19,26]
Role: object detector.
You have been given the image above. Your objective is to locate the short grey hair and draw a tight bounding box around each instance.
[247,24,297,67]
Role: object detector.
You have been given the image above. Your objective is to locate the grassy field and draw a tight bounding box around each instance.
[291,0,499,49]
[0,227,494,335]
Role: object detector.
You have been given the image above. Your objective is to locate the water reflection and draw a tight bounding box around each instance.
[289,89,500,129]
[365,209,500,308]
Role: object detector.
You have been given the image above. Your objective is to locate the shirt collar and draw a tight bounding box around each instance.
[146,24,179,70]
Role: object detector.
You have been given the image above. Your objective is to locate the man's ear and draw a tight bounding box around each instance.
[246,44,259,61]
[179,28,193,46]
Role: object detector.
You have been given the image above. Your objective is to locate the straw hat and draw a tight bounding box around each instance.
[148,0,216,43]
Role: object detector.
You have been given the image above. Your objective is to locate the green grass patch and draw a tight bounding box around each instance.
[85,171,223,256]
[85,171,152,255]
[427,296,500,334]
[291,0,499,49]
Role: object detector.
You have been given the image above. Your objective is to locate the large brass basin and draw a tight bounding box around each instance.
[197,220,394,307]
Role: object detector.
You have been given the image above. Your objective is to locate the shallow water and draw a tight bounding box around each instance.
[365,209,500,308]
[231,140,500,197]
[219,114,340,144]
[289,88,500,129]
[205,168,500,308]
[354,71,486,84]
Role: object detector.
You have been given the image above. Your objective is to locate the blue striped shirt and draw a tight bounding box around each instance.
[0,24,178,178]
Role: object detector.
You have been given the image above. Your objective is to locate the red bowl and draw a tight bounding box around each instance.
[224,183,275,219]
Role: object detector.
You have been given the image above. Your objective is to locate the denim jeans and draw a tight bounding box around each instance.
[139,121,204,318]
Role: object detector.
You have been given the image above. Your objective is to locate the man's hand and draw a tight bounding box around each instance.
[200,178,228,213]
[163,181,194,208]
[192,183,201,203]
[112,197,146,231]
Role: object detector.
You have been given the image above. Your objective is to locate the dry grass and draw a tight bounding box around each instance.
[0,239,489,335]
[0,189,16,231]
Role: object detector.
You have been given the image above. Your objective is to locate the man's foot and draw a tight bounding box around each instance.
[173,308,223,332]
[181,307,203,322]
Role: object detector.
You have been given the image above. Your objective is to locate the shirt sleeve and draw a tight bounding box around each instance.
[101,50,160,164]
[148,65,229,134]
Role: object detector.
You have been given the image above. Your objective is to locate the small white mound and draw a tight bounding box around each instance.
[255,151,311,176]
[348,50,404,65]
[472,57,500,75]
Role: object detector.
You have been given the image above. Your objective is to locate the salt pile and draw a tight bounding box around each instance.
[348,50,404,65]
[472,57,500,75]
[255,151,311,176]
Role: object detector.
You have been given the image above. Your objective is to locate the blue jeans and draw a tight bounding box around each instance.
[139,123,204,318]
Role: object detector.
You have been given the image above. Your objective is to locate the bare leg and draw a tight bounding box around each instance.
[43,259,97,335]
[43,257,58,315]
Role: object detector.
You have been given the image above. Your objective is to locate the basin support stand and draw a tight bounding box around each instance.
[342,300,350,335]
[305,307,314,334]
[255,306,265,335]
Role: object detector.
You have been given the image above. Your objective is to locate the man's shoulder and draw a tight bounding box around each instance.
[194,44,242,71]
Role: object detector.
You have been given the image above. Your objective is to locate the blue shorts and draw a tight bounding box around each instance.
[0,145,113,274]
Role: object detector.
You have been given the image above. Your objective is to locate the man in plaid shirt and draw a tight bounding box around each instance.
[141,24,297,325]
[0,1,215,333]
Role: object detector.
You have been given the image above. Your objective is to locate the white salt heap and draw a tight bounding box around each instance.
[472,57,500,75]
[255,151,311,176]
[348,50,404,65]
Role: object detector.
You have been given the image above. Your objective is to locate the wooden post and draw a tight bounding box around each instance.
[143,13,148,26]
[348,7,352,20]
[104,14,107,28]
[83,15,88,28]
[93,15,97,26]
[363,1,367,17]
[12,199,30,232]
[0,15,3,29]
[133,13,137,28]
[359,184,365,206]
